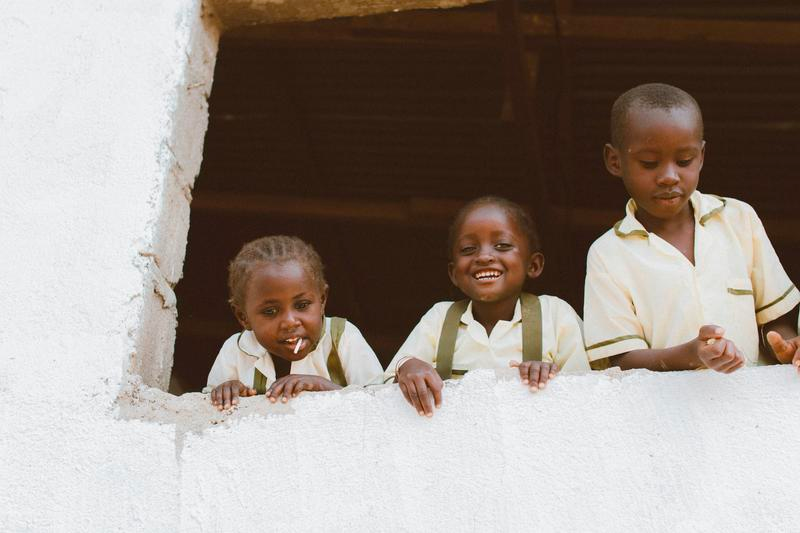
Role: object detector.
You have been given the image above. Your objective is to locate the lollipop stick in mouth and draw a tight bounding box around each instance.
[293,338,302,354]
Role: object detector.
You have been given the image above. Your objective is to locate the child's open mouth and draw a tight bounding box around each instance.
[282,336,306,354]
[473,269,503,281]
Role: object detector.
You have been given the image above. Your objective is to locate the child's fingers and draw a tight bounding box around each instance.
[536,364,552,388]
[404,379,423,415]
[513,361,530,384]
[425,373,443,408]
[698,325,725,342]
[509,360,521,368]
[221,384,232,408]
[210,388,218,405]
[398,381,413,407]
[290,380,309,397]
[407,379,429,416]
[717,350,743,373]
[414,376,435,417]
[766,331,793,359]
[267,380,286,403]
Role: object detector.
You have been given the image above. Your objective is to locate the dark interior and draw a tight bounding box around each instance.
[169,0,800,393]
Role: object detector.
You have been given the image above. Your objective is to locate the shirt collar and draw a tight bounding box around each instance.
[614,191,726,238]
[461,299,522,325]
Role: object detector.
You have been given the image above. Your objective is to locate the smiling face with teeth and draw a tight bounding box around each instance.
[233,260,327,362]
[448,204,544,311]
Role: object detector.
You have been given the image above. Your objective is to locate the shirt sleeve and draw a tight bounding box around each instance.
[383,303,447,383]
[337,321,385,386]
[740,201,800,324]
[206,334,241,387]
[583,244,649,361]
[550,299,591,373]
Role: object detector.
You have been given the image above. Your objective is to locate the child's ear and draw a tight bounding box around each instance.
[698,140,706,171]
[526,252,545,280]
[603,143,623,177]
[232,304,250,330]
[447,262,458,288]
[319,284,329,314]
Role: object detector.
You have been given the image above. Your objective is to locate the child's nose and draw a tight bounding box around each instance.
[476,248,496,263]
[656,163,680,185]
[280,311,301,330]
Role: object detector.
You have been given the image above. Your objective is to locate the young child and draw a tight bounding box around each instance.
[584,83,800,372]
[385,196,590,417]
[207,235,383,410]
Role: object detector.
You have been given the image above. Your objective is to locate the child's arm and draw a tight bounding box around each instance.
[387,304,449,417]
[611,325,745,373]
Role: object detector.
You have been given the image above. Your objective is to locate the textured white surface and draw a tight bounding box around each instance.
[0,1,215,530]
[2,1,800,532]
[178,367,800,532]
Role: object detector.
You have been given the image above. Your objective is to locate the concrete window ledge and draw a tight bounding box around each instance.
[111,366,800,531]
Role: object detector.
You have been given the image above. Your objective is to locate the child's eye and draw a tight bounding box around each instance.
[460,245,477,255]
[262,307,278,317]
[295,300,311,310]
[494,242,513,251]
[639,160,658,169]
[677,158,694,167]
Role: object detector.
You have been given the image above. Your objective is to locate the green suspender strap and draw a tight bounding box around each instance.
[435,293,542,380]
[435,299,470,380]
[253,368,268,395]
[519,293,543,363]
[326,317,348,387]
[252,317,348,393]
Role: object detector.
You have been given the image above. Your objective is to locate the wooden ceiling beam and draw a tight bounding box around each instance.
[225,9,800,48]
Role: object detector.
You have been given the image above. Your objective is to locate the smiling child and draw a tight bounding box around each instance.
[385,196,590,417]
[207,235,383,410]
[584,83,800,372]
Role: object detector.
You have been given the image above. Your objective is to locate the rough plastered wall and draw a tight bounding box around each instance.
[0,0,217,530]
[2,1,800,532]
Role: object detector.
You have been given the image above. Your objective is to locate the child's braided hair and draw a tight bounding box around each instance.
[228,235,327,309]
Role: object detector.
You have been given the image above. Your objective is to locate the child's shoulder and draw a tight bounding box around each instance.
[707,194,758,224]
[536,294,581,322]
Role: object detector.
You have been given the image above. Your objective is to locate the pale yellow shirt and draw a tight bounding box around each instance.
[384,295,590,381]
[207,317,384,388]
[584,191,799,364]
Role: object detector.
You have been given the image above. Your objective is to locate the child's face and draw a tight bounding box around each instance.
[448,205,543,304]
[604,105,705,223]
[234,261,327,362]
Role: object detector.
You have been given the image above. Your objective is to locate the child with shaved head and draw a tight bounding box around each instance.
[584,83,800,372]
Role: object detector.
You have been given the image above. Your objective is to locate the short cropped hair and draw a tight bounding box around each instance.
[228,235,326,309]
[610,83,703,148]
[447,196,541,257]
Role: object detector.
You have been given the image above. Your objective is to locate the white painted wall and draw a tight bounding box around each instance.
[1,2,799,532]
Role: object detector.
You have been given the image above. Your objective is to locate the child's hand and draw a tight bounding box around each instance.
[396,357,443,417]
[210,380,257,411]
[266,374,341,404]
[695,325,745,373]
[510,360,559,391]
[765,331,800,371]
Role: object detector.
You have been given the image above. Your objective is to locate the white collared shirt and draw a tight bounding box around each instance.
[584,191,799,364]
[207,317,384,388]
[384,295,590,381]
